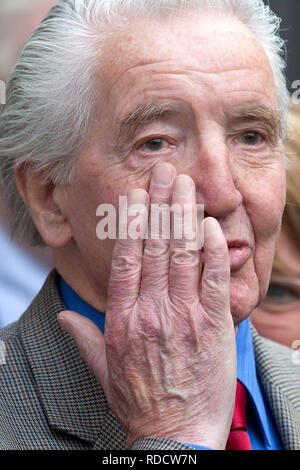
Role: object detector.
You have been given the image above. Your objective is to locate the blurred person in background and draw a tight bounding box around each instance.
[251,104,300,348]
[0,0,56,327]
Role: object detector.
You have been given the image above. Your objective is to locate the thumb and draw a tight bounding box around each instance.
[57,310,108,389]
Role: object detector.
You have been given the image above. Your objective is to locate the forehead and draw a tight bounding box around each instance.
[98,13,277,120]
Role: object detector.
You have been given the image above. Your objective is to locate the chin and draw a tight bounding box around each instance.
[229,276,260,326]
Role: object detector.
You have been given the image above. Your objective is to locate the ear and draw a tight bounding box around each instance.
[14,163,72,248]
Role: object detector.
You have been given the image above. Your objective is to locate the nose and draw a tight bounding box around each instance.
[185,134,242,220]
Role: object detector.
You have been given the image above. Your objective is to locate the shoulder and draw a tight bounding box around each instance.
[251,324,300,379]
[0,270,65,449]
[251,323,300,409]
[0,320,26,374]
[0,319,38,449]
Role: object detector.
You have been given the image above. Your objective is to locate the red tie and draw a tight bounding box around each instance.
[226,380,252,450]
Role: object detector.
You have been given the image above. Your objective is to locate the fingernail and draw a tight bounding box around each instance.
[152,163,175,187]
[128,188,148,210]
[173,175,193,195]
[204,217,219,235]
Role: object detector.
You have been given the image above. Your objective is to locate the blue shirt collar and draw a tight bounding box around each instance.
[59,277,106,334]
[236,318,272,448]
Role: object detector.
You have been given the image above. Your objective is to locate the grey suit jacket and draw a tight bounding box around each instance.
[0,270,299,450]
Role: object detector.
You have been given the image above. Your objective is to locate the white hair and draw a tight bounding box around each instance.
[0,0,290,245]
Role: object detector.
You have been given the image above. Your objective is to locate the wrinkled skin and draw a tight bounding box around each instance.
[28,13,285,449]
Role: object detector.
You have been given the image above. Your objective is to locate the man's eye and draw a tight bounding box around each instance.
[264,283,300,305]
[143,138,166,152]
[240,131,261,146]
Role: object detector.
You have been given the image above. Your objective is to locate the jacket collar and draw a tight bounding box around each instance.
[19,269,126,449]
[251,325,300,450]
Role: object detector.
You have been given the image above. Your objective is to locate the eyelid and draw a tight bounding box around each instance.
[241,130,263,142]
[141,137,168,151]
[229,130,263,148]
[135,135,175,150]
[230,126,279,147]
[231,129,266,139]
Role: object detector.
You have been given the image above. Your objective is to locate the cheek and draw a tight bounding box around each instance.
[64,159,156,242]
[238,167,285,296]
[242,168,285,242]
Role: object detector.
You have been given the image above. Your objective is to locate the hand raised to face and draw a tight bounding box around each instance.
[58,162,237,450]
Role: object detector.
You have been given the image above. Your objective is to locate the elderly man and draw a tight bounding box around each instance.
[0,0,299,451]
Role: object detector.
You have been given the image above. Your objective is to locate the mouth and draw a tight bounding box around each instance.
[227,241,252,271]
[200,240,252,272]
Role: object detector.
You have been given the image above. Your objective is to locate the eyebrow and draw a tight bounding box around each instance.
[116,102,178,147]
[227,105,284,140]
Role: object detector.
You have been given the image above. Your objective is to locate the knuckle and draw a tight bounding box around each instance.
[138,319,162,340]
[202,277,219,291]
[171,248,199,267]
[210,244,228,260]
[105,330,124,355]
[136,301,163,338]
[143,239,169,258]
[203,267,230,287]
[205,250,230,273]
[111,254,141,274]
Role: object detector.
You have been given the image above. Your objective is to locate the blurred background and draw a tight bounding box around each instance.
[0,0,57,328]
[0,0,299,349]
[268,0,300,93]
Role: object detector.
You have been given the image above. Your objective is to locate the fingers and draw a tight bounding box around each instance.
[169,175,201,303]
[108,189,149,310]
[200,218,231,319]
[57,311,108,388]
[140,163,176,294]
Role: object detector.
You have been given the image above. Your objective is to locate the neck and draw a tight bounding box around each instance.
[54,244,108,313]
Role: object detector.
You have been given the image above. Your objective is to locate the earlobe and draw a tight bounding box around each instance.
[14,163,72,248]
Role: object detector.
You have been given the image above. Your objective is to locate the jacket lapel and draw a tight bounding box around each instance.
[19,269,126,449]
[252,326,300,450]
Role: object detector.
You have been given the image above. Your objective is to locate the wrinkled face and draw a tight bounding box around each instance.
[58,14,286,324]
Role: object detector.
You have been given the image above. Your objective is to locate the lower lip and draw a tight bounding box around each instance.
[228,246,252,271]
